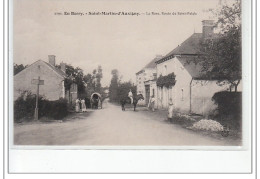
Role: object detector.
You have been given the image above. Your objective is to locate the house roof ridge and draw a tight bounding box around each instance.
[14,59,67,78]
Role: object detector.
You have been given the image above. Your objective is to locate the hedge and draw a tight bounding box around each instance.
[14,92,68,122]
[212,91,242,118]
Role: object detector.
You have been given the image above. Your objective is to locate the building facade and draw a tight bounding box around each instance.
[14,55,78,103]
[155,20,242,115]
[136,55,163,106]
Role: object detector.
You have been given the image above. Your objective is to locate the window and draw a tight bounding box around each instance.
[38,65,40,69]
[152,89,155,96]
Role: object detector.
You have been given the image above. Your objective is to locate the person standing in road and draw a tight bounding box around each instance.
[148,95,155,112]
[75,98,80,112]
[81,98,87,112]
[168,98,174,120]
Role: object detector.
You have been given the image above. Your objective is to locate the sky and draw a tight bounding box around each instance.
[12,0,222,87]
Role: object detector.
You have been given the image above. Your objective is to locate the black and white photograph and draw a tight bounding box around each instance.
[6,0,255,174]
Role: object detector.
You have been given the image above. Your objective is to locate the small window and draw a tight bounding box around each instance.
[38,65,40,69]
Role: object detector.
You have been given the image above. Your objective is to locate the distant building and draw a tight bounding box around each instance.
[136,55,163,105]
[155,20,242,115]
[14,55,78,104]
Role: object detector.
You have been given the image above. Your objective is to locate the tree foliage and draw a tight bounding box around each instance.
[156,73,176,88]
[14,63,27,75]
[109,69,119,102]
[117,82,137,101]
[199,0,241,91]
[62,64,85,94]
[109,69,137,102]
[83,65,103,96]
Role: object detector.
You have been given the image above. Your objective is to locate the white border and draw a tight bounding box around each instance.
[5,0,255,175]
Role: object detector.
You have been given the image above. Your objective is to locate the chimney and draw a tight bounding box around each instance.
[48,55,56,66]
[202,20,214,38]
[60,62,66,73]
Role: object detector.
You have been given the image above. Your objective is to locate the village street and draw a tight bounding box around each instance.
[13,100,239,146]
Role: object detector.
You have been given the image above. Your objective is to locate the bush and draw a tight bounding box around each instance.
[14,92,68,122]
[39,98,68,119]
[14,91,37,121]
[156,73,176,87]
[212,91,242,118]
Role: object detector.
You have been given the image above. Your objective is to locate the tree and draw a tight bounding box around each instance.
[109,69,119,102]
[199,0,241,92]
[60,64,86,95]
[95,65,103,92]
[117,82,137,101]
[14,63,27,75]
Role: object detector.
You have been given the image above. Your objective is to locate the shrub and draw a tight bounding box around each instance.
[39,98,68,119]
[13,91,36,121]
[14,92,68,122]
[156,73,176,88]
[212,91,242,118]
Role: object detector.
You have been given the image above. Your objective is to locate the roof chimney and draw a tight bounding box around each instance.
[60,62,66,73]
[48,55,56,66]
[202,20,214,38]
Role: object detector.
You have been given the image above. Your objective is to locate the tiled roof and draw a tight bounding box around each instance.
[136,56,163,75]
[144,57,160,69]
[42,61,67,78]
[176,56,204,78]
[177,56,226,80]
[156,33,219,64]
[166,33,203,56]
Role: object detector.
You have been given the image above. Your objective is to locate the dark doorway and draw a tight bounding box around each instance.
[145,85,150,105]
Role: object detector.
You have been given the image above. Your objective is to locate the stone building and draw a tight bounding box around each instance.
[136,55,163,106]
[13,55,78,104]
[155,20,242,115]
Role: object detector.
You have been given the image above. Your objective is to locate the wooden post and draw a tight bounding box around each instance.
[31,76,44,120]
[34,76,40,120]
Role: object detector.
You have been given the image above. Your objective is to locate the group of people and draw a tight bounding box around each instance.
[75,98,87,113]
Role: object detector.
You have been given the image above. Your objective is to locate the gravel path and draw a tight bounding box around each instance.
[13,100,235,146]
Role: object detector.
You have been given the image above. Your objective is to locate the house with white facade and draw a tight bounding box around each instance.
[136,55,163,105]
[155,20,242,115]
[14,55,78,105]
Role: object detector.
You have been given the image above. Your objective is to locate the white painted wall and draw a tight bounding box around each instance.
[157,57,192,111]
[136,68,157,105]
[156,57,242,115]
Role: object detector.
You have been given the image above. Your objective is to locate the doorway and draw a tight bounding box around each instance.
[145,85,150,105]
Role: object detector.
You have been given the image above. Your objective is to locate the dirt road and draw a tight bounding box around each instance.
[14,100,236,146]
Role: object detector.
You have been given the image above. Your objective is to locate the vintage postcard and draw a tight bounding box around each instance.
[8,0,253,174]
